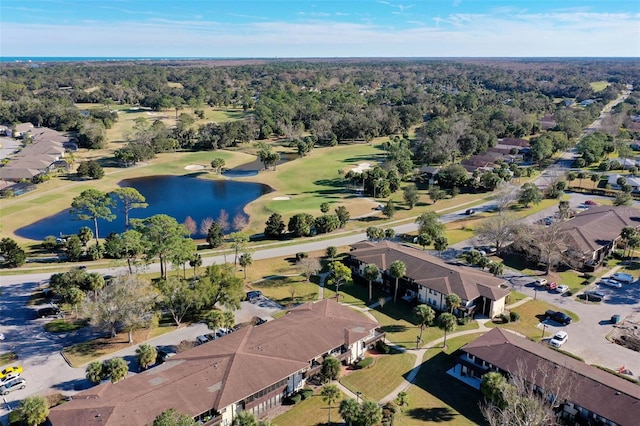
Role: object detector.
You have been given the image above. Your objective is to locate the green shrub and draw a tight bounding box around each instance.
[356,357,374,369]
[457,317,469,326]
[300,388,313,400]
[500,314,510,323]
[509,311,520,322]
[290,393,302,404]
[376,340,391,354]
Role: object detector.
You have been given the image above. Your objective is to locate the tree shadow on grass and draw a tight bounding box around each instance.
[404,407,458,422]
[411,350,487,425]
[380,324,409,333]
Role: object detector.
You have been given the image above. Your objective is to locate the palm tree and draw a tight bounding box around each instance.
[17,396,49,426]
[620,226,638,258]
[363,264,380,301]
[321,384,341,425]
[389,260,406,303]
[591,173,599,189]
[577,171,586,187]
[438,313,457,348]
[445,293,461,314]
[414,304,435,343]
[339,398,360,426]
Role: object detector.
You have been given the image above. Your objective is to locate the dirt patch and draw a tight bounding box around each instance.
[609,311,640,352]
[272,196,291,200]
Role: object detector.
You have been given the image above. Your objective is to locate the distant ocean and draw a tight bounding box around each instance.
[0,57,229,63]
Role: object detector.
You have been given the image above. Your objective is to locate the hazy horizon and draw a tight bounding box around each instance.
[1,1,638,58]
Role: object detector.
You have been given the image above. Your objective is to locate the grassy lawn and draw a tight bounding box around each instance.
[62,324,178,367]
[44,318,87,333]
[0,352,18,368]
[251,275,320,306]
[340,352,416,401]
[486,300,578,341]
[396,334,485,426]
[590,81,610,92]
[370,302,479,349]
[272,389,346,426]
[323,280,386,309]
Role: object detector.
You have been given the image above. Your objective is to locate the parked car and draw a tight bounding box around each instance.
[479,245,497,254]
[584,200,598,206]
[600,279,623,289]
[556,285,569,293]
[464,209,475,215]
[534,278,548,287]
[255,318,267,326]
[549,331,568,348]
[0,366,23,381]
[579,290,605,302]
[611,272,634,284]
[246,290,262,301]
[545,310,572,325]
[37,306,62,319]
[0,377,26,395]
[196,335,210,345]
[545,282,557,291]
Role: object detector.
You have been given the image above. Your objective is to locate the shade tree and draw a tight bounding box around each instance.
[70,189,115,244]
[110,187,148,231]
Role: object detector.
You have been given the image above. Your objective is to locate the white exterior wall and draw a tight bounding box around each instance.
[287,371,304,393]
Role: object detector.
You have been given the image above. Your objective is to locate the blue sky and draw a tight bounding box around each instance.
[1,1,638,57]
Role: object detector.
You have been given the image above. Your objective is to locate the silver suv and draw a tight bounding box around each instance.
[0,377,26,395]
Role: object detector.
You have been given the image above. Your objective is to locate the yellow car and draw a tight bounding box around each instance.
[0,365,23,380]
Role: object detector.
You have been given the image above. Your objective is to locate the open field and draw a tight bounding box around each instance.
[339,352,416,401]
[590,81,610,92]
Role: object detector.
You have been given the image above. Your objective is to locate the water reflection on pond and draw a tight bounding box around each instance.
[15,175,272,240]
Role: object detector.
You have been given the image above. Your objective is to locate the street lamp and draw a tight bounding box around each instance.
[541,323,547,342]
[356,391,362,403]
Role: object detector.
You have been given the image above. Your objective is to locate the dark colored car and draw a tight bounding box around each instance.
[255,318,267,326]
[579,290,605,302]
[465,209,475,215]
[37,306,62,319]
[246,290,262,301]
[545,310,572,325]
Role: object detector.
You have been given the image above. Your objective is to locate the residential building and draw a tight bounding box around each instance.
[346,241,510,318]
[607,173,640,190]
[559,205,640,268]
[48,299,383,426]
[456,328,640,426]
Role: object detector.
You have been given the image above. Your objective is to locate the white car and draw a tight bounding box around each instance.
[600,279,623,289]
[611,272,634,284]
[556,285,569,293]
[549,331,568,348]
[534,278,548,287]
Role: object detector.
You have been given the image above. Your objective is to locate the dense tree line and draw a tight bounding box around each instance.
[1,59,636,160]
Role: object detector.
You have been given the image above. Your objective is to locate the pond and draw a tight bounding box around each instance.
[15,175,272,240]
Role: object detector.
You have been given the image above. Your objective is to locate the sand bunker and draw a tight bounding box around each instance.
[184,164,205,171]
[273,196,291,200]
[351,162,372,173]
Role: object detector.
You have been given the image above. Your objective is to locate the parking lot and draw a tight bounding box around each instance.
[509,274,640,378]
